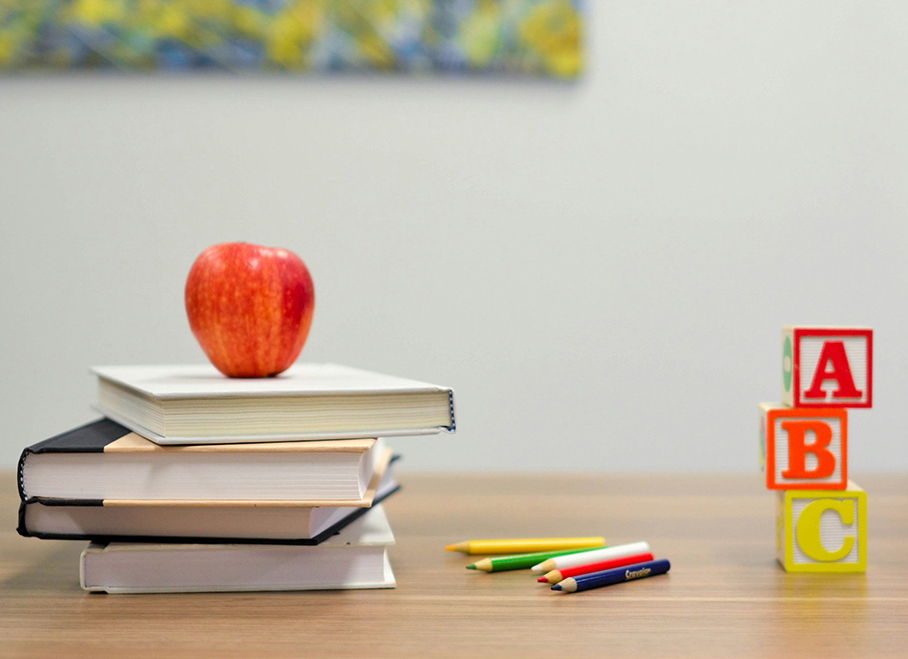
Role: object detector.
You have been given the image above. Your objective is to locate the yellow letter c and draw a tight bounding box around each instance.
[796,499,855,562]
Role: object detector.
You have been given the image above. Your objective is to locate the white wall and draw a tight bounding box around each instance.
[2,1,907,472]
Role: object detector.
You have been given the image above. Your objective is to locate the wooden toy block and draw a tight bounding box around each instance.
[760,403,847,490]
[782,326,872,408]
[776,481,867,573]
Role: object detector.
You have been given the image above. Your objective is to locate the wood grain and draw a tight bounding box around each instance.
[2,472,906,658]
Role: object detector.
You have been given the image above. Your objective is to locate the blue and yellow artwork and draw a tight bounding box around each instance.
[0,0,583,77]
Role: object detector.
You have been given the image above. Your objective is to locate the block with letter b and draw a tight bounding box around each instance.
[760,403,847,490]
[782,326,872,408]
[776,482,867,573]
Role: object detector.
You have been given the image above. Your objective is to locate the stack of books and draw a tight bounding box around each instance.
[17,363,455,593]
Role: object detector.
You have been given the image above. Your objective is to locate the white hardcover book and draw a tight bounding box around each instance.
[19,418,387,503]
[92,363,455,445]
[80,505,397,593]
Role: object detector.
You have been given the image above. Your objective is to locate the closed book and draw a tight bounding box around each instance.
[92,363,455,445]
[18,419,388,503]
[18,456,400,545]
[80,504,397,593]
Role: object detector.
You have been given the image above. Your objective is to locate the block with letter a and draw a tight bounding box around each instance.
[782,327,872,408]
[776,482,867,573]
[760,403,847,490]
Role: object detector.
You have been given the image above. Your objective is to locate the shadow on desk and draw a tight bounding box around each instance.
[1,543,84,595]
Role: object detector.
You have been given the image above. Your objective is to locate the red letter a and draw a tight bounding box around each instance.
[803,341,863,400]
[780,420,836,479]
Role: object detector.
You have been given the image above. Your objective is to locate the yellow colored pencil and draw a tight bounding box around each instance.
[445,537,605,555]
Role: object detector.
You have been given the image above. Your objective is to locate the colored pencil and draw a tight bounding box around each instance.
[467,547,605,573]
[537,551,655,584]
[445,537,605,555]
[531,541,651,573]
[552,558,671,593]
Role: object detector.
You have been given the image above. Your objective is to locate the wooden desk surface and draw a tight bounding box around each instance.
[2,472,906,658]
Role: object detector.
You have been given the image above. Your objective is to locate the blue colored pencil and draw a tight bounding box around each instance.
[551,558,670,593]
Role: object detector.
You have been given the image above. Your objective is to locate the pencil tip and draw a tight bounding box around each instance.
[466,564,477,570]
[537,576,547,583]
[551,584,562,591]
[445,545,455,551]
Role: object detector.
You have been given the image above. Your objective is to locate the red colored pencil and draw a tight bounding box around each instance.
[537,552,655,585]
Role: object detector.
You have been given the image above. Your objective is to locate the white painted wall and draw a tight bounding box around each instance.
[2,1,907,472]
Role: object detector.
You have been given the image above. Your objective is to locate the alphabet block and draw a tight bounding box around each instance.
[776,481,867,572]
[782,326,872,408]
[760,403,847,490]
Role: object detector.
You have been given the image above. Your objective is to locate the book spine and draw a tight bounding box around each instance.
[17,497,106,539]
[448,389,456,432]
[16,500,29,537]
[16,447,30,501]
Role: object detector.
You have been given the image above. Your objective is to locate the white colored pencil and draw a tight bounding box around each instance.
[530,541,651,573]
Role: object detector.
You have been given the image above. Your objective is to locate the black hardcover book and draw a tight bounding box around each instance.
[18,419,389,503]
[17,419,401,545]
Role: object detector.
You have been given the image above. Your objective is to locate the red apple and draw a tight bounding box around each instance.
[185,242,315,378]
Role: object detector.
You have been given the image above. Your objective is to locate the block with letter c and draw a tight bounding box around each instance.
[776,482,867,572]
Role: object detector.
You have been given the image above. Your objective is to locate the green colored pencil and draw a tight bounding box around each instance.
[466,546,605,573]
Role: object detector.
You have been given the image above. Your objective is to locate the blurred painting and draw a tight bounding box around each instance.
[0,0,582,77]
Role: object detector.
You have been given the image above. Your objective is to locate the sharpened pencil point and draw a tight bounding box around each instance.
[537,576,547,583]
[552,584,563,591]
[466,564,477,570]
[445,545,456,551]
[470,558,494,572]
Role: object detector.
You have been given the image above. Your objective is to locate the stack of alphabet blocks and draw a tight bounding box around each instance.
[760,326,871,573]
